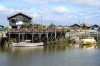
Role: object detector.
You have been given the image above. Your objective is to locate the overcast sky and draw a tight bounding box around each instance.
[0,0,100,26]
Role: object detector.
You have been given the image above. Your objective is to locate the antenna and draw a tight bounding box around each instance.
[41,16,42,25]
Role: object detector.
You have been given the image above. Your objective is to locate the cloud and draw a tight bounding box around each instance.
[1,0,100,26]
[68,0,100,7]
[53,6,70,14]
[2,0,100,8]
[0,5,7,12]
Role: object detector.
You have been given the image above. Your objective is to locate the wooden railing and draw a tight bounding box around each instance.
[8,28,65,33]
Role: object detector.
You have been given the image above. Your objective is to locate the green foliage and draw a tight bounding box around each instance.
[3,27,8,31]
[49,23,56,28]
[21,22,33,28]
[37,24,43,29]
[21,23,28,28]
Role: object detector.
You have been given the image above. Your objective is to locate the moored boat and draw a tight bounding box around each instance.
[12,40,43,47]
[81,37,96,45]
[70,37,81,44]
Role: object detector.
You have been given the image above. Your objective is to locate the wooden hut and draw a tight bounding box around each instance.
[7,12,32,29]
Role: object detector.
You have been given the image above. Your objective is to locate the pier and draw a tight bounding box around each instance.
[7,28,66,45]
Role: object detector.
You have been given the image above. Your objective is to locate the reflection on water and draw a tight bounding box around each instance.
[0,43,100,66]
[81,44,97,49]
[69,44,97,49]
[70,44,80,48]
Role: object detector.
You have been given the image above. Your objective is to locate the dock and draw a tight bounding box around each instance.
[7,28,66,45]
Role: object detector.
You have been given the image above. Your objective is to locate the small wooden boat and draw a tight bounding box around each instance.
[81,37,96,45]
[12,40,43,47]
[70,37,81,44]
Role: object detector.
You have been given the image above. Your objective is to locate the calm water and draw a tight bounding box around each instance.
[0,44,100,66]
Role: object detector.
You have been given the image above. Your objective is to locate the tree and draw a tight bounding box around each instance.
[37,24,43,29]
[21,23,28,28]
[49,23,56,28]
[29,22,34,27]
[21,22,33,28]
[3,27,8,31]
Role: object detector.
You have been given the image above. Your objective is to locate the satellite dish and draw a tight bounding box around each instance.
[16,21,23,26]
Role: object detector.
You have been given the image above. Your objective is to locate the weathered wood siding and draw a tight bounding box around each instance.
[8,14,32,26]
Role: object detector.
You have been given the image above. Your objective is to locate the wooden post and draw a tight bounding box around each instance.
[19,33,20,42]
[69,31,70,40]
[51,33,53,43]
[8,29,10,46]
[46,33,48,44]
[97,31,98,42]
[54,29,57,43]
[22,33,24,41]
[39,34,41,42]
[32,34,34,43]
[55,29,56,39]
[85,26,87,37]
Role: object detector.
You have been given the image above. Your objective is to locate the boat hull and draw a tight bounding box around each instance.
[81,39,96,45]
[12,42,43,47]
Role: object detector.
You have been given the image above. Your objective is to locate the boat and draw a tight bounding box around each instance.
[81,37,96,45]
[12,40,43,47]
[70,37,81,44]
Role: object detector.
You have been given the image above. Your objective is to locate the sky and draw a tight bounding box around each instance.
[0,0,100,26]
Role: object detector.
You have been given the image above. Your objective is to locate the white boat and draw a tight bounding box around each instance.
[81,37,96,45]
[12,40,43,47]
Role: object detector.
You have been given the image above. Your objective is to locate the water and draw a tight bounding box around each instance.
[0,44,100,66]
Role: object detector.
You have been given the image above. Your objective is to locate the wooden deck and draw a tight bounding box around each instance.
[8,28,66,33]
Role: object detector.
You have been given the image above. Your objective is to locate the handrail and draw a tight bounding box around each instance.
[9,28,65,33]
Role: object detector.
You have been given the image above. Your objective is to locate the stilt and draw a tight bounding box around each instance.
[55,30,57,39]
[22,33,24,41]
[19,33,20,43]
[39,34,41,42]
[51,33,53,43]
[8,31,10,46]
[32,34,34,43]
[46,33,48,44]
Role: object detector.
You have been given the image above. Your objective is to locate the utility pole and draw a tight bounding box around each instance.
[41,16,43,32]
[41,16,42,28]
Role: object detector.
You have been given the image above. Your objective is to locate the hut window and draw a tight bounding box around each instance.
[11,19,16,23]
